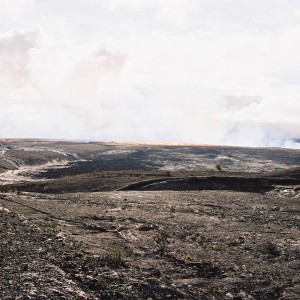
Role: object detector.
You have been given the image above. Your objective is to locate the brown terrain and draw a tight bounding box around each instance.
[0,139,299,299]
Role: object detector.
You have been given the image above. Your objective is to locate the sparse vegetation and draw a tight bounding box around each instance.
[154,230,170,253]
[109,248,125,267]
[44,226,56,235]
[263,241,281,256]
[202,241,224,251]
[216,164,222,172]
[0,140,299,299]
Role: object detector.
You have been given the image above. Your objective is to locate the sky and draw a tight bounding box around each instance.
[0,0,300,148]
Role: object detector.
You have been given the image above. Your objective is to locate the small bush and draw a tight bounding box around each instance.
[215,164,222,172]
[44,226,56,235]
[154,230,169,253]
[263,241,281,256]
[109,248,125,267]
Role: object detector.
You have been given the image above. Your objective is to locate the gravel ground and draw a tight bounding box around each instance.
[1,189,300,300]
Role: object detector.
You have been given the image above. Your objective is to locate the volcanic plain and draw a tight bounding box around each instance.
[0,140,299,299]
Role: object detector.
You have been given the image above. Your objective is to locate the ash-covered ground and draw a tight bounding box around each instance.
[0,140,299,299]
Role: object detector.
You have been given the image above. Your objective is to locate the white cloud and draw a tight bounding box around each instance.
[0,0,299,148]
[0,28,39,86]
[0,1,37,35]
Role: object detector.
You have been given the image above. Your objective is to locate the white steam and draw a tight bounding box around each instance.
[0,0,300,148]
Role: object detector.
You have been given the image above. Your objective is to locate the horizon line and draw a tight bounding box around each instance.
[0,137,297,150]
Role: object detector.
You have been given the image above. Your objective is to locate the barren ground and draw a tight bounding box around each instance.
[0,140,299,299]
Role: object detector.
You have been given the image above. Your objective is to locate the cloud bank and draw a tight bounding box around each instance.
[0,0,300,148]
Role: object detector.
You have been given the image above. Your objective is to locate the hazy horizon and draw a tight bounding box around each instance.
[1,1,300,149]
